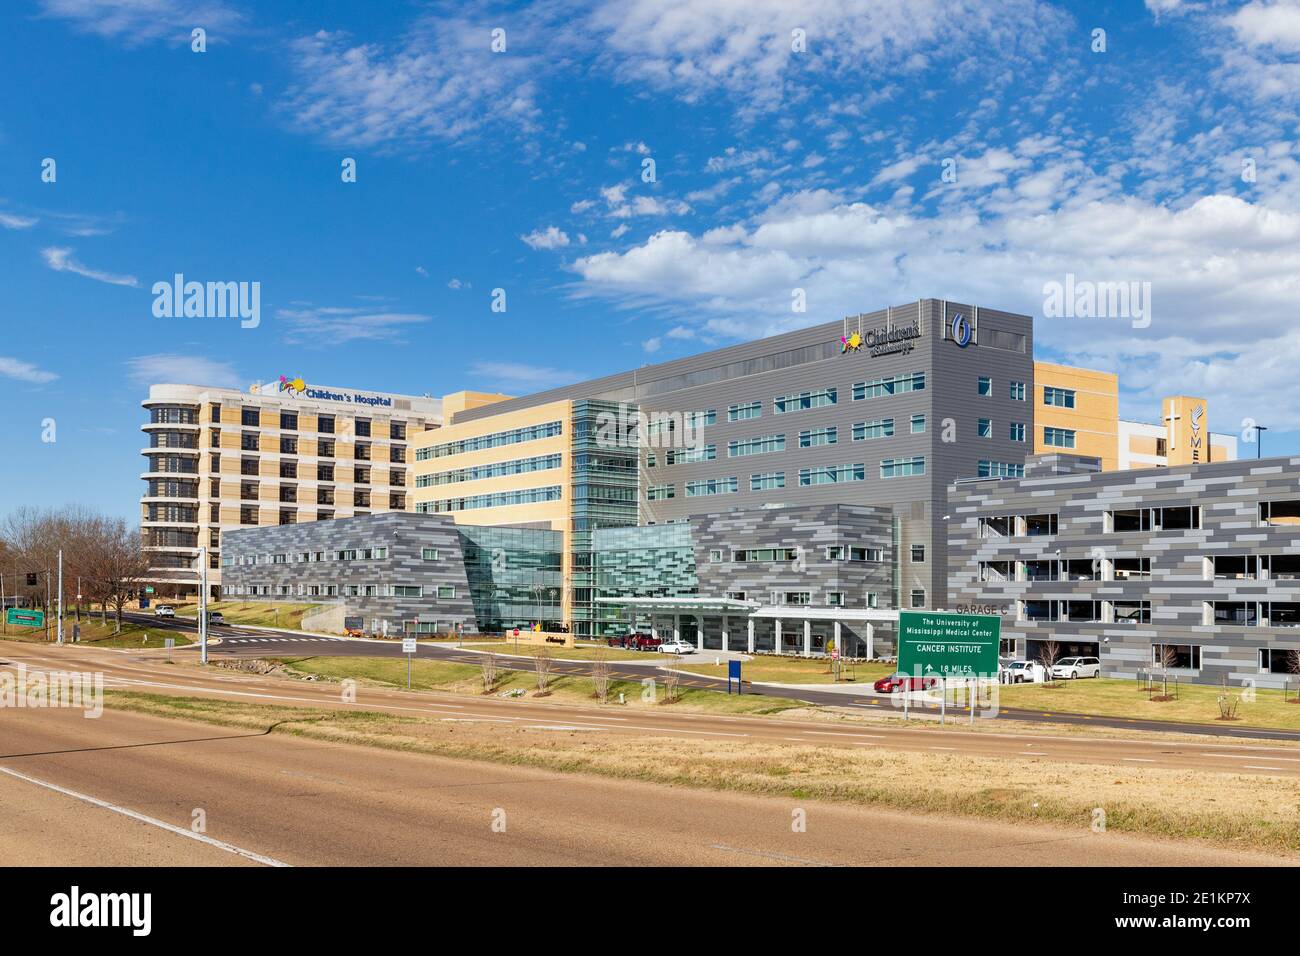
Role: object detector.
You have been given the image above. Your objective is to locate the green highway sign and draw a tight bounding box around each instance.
[897,611,1000,678]
[144,586,155,594]
[6,608,45,628]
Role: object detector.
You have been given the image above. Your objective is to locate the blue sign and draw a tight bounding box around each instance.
[951,312,972,347]
[727,659,742,694]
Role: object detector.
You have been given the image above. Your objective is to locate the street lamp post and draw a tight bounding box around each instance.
[1256,425,1269,460]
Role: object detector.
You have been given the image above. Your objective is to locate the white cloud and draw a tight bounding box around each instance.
[447,277,470,290]
[39,0,245,45]
[1228,0,1300,52]
[125,354,239,388]
[40,246,138,287]
[521,226,571,250]
[0,357,58,384]
[276,306,431,344]
[415,265,429,277]
[642,336,661,353]
[466,360,583,390]
[0,211,38,229]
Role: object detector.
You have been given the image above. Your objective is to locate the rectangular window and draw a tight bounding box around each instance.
[1009,422,1026,442]
[1009,381,1026,401]
[853,372,924,400]
[1043,386,1076,408]
[1043,426,1076,449]
[727,401,761,422]
[852,419,894,441]
[1153,643,1201,669]
[826,592,844,607]
[422,548,440,561]
[437,586,456,600]
[880,456,925,478]
[685,477,738,497]
[241,407,260,426]
[799,427,838,448]
[646,483,675,501]
[750,472,785,491]
[774,387,837,414]
[419,420,563,459]
[783,591,812,606]
[850,547,882,562]
[727,434,785,457]
[1113,600,1151,624]
[977,460,1025,479]
[684,409,716,429]
[392,585,422,598]
[910,414,926,434]
[417,485,564,513]
[317,415,335,434]
[910,589,926,608]
[732,548,798,562]
[825,545,845,560]
[799,463,866,486]
[910,545,925,563]
[978,418,992,438]
[1025,513,1057,536]
[978,377,992,396]
[669,443,716,464]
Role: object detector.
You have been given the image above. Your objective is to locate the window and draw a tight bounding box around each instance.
[241,407,260,426]
[909,589,926,608]
[437,586,456,600]
[728,434,785,457]
[420,420,562,459]
[910,415,926,434]
[783,591,812,606]
[733,548,798,562]
[1212,602,1256,626]
[1009,422,1026,442]
[354,467,370,484]
[1043,427,1076,449]
[979,560,1013,582]
[318,439,335,458]
[850,546,882,562]
[390,446,406,463]
[978,376,992,396]
[684,409,716,429]
[910,545,925,563]
[1062,600,1101,622]
[799,463,865,485]
[709,549,723,563]
[1023,599,1057,621]
[1109,506,1201,532]
[799,427,838,448]
[318,415,335,434]
[685,477,738,497]
[279,412,297,430]
[825,545,845,560]
[1024,559,1057,581]
[279,485,297,503]
[280,460,297,479]
[241,457,258,476]
[853,419,893,441]
[1153,644,1201,669]
[977,460,1024,478]
[668,443,716,464]
[1113,557,1151,580]
[1009,381,1026,401]
[391,422,406,440]
[1043,386,1076,408]
[355,442,371,461]
[422,548,440,560]
[317,464,334,482]
[827,592,844,606]
[646,483,675,501]
[750,472,785,491]
[1113,601,1151,624]
[418,452,563,486]
[774,387,837,414]
[280,436,298,454]
[1212,556,1255,580]
[978,418,992,438]
[392,585,422,598]
[1260,500,1300,526]
[1025,513,1057,536]
[417,485,564,513]
[1061,559,1095,581]
[240,432,259,451]
[854,372,924,400]
[210,402,221,423]
[728,401,761,421]
[355,419,372,438]
[881,456,925,478]
[240,505,258,526]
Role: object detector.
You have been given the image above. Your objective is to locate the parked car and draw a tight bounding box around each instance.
[873,673,939,693]
[1050,656,1101,679]
[153,605,175,618]
[1000,659,1047,684]
[205,611,226,626]
[657,640,695,655]
[608,632,661,651]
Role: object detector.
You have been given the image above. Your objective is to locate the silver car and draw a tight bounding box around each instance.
[1050,656,1101,679]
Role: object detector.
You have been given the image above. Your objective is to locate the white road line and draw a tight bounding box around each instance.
[0,766,289,867]
[929,746,957,751]
[1202,752,1300,763]
[1122,757,1156,763]
[804,730,888,739]
[1020,751,1048,756]
[1245,765,1286,771]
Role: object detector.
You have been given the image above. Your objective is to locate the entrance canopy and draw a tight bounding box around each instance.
[595,596,758,614]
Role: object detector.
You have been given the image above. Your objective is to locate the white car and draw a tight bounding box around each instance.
[657,640,695,655]
[153,605,175,618]
[1050,656,1101,679]
[1000,659,1046,684]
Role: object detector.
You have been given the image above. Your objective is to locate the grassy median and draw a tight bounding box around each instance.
[0,619,194,648]
[678,655,894,685]
[103,689,1300,855]
[457,641,653,662]
[270,655,804,716]
[172,600,323,630]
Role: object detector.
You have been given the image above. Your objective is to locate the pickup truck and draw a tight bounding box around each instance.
[607,632,662,652]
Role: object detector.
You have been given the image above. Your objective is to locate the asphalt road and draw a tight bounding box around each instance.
[123,612,1300,743]
[0,699,1286,867]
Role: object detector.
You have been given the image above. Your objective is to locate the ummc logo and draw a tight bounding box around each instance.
[951,313,972,347]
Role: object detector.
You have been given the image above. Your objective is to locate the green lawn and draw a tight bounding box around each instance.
[997,677,1300,730]
[172,601,323,630]
[1,618,194,648]
[272,655,806,716]
[678,655,894,686]
[459,641,653,662]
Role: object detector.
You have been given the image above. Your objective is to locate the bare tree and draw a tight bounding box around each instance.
[532,647,553,696]
[83,519,151,631]
[591,650,611,702]
[1288,649,1300,704]
[480,651,498,693]
[1036,640,1062,686]
[663,659,682,703]
[1154,643,1180,700]
[1216,674,1240,720]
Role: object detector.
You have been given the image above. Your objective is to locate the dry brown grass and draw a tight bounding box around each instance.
[106,690,1300,856]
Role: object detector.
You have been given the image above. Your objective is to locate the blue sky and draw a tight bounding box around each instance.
[2,0,1299,522]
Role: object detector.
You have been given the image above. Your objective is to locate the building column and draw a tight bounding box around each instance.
[775,619,782,655]
[833,620,841,656]
[803,618,812,656]
[866,622,874,659]
[650,617,658,640]
[696,614,704,651]
[721,615,729,652]
[673,614,680,643]
[747,617,755,654]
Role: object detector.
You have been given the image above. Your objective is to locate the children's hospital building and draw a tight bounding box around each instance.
[160,296,1300,685]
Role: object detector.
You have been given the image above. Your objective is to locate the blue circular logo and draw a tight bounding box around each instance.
[951,312,972,347]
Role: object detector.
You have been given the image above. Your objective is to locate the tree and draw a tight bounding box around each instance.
[1037,640,1062,686]
[532,647,553,696]
[82,518,151,631]
[480,651,498,694]
[1287,650,1300,703]
[1153,643,1180,700]
[662,659,682,703]
[591,650,611,702]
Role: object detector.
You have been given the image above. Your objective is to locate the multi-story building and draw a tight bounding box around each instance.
[140,379,484,598]
[948,453,1300,686]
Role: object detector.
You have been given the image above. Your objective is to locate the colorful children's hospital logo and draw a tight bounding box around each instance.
[278,376,306,395]
[840,330,863,353]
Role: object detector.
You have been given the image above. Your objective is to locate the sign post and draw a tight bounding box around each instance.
[897,611,1000,722]
[727,659,742,694]
[402,636,417,689]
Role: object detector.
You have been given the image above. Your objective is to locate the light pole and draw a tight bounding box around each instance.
[198,545,208,665]
[1256,425,1269,460]
[56,550,63,644]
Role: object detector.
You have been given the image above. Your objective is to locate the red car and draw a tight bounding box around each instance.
[607,632,662,651]
[873,673,939,693]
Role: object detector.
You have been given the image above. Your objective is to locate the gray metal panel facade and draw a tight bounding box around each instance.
[948,453,1300,686]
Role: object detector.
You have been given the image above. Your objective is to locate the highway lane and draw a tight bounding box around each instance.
[118,613,1300,743]
[7,639,1300,777]
[0,703,1287,867]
